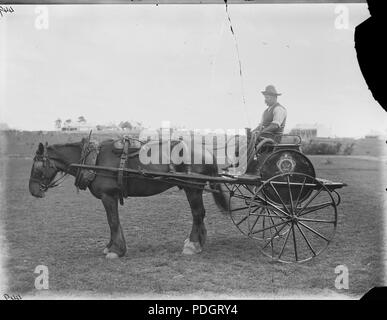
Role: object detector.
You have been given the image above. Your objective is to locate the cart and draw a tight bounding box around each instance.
[70,134,346,263]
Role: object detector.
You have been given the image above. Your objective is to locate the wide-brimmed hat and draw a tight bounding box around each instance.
[261,85,281,96]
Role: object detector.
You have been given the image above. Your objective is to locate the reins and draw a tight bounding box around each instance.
[41,171,69,191]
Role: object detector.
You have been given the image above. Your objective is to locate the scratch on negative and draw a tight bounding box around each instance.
[224,0,248,124]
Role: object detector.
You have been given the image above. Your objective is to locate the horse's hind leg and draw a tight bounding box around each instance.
[182,188,207,255]
[101,193,127,259]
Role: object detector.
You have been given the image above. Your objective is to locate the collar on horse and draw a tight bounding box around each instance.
[74,131,99,191]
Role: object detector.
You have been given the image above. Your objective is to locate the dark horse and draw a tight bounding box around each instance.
[29,139,230,259]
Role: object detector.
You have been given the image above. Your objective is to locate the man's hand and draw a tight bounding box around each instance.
[251,130,261,139]
[251,125,262,135]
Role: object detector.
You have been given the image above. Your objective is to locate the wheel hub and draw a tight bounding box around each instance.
[290,216,298,223]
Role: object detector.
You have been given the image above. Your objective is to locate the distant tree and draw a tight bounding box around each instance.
[302,142,342,155]
[63,119,72,129]
[54,118,62,129]
[119,121,132,130]
[335,142,342,154]
[0,122,10,131]
[343,143,355,155]
[78,116,86,123]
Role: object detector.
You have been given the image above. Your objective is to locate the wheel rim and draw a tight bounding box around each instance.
[254,173,337,263]
[229,184,260,238]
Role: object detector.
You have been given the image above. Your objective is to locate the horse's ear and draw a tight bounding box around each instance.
[37,142,44,155]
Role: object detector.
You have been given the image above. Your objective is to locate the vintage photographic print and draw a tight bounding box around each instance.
[0,0,386,301]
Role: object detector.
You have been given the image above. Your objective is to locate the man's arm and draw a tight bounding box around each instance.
[254,106,286,134]
[272,105,286,128]
[252,110,266,133]
[260,122,280,134]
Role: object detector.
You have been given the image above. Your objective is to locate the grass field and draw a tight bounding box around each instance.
[1,152,385,299]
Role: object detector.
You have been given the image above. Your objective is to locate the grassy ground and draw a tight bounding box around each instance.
[1,154,385,298]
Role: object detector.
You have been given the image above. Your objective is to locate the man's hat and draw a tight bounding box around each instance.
[261,85,281,96]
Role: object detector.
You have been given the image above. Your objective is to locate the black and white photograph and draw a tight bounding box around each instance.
[0,0,386,301]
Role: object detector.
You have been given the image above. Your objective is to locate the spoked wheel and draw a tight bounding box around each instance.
[228,183,291,241]
[228,183,260,238]
[254,173,338,263]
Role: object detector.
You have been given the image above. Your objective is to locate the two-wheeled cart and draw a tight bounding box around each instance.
[70,134,346,263]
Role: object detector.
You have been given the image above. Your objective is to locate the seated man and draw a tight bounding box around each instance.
[222,85,286,173]
[252,84,287,143]
[243,85,287,170]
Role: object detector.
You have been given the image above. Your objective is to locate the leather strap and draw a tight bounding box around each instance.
[117,136,131,205]
[74,137,90,189]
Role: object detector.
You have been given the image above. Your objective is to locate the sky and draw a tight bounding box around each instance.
[0,3,386,138]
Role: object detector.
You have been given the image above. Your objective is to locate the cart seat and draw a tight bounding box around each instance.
[273,144,301,152]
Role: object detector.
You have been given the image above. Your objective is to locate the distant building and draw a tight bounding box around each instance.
[364,131,384,140]
[289,123,333,140]
[289,128,317,141]
[96,124,120,131]
[62,121,96,132]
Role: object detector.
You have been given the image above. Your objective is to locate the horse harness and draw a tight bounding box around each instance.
[75,135,142,205]
[116,136,131,205]
[35,136,203,204]
[74,137,100,191]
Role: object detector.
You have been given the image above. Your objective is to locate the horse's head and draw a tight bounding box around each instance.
[29,142,59,198]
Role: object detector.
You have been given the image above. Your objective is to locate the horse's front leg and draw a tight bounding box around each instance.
[101,193,127,259]
[182,188,207,255]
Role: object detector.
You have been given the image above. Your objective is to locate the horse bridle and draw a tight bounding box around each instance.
[32,137,97,192]
[30,143,69,192]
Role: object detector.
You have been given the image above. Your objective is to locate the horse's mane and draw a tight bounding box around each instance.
[45,142,83,166]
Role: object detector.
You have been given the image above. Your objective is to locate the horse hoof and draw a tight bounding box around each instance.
[103,247,109,255]
[106,252,119,259]
[182,238,202,255]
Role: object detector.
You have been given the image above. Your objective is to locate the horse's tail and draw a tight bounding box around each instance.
[208,153,230,215]
[209,182,230,215]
